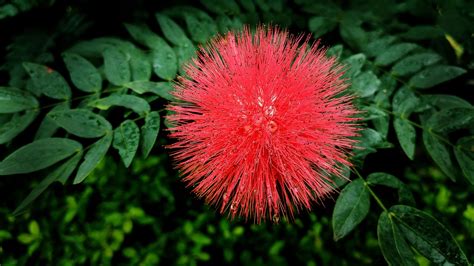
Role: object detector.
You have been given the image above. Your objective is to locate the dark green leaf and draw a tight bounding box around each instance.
[74,133,112,184]
[427,107,474,134]
[62,53,102,92]
[34,103,69,140]
[339,15,367,51]
[454,136,474,185]
[113,120,140,168]
[392,86,420,115]
[0,110,38,144]
[91,94,151,116]
[141,111,161,158]
[377,211,417,266]
[354,128,392,159]
[48,109,112,138]
[409,65,466,89]
[23,63,71,100]
[129,49,152,81]
[126,81,175,100]
[0,86,39,113]
[391,205,470,265]
[151,48,178,81]
[216,15,243,32]
[174,42,196,74]
[124,23,166,49]
[183,10,218,43]
[394,118,416,160]
[326,44,343,59]
[351,71,380,98]
[103,47,131,86]
[13,152,82,215]
[200,0,240,15]
[342,53,366,78]
[156,14,190,46]
[375,43,419,66]
[399,26,443,41]
[308,17,337,38]
[0,138,82,175]
[367,173,415,205]
[364,36,397,58]
[332,178,370,241]
[391,53,442,76]
[422,129,458,181]
[422,94,472,110]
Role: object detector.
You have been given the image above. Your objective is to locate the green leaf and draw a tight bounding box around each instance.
[326,44,343,59]
[174,41,196,73]
[422,129,458,181]
[394,118,416,160]
[156,14,190,46]
[200,0,240,15]
[0,86,39,113]
[354,128,392,159]
[91,94,151,116]
[308,17,337,38]
[23,62,71,100]
[13,152,82,215]
[409,65,466,89]
[375,43,419,66]
[454,136,474,185]
[342,53,366,78]
[391,53,442,77]
[422,94,472,110]
[364,35,397,58]
[367,173,415,205]
[391,205,470,265]
[113,120,140,167]
[377,211,417,266]
[48,109,112,138]
[103,47,131,86]
[182,9,218,43]
[339,15,367,51]
[216,15,243,32]
[0,110,38,144]
[74,133,112,184]
[392,87,420,115]
[426,107,474,134]
[399,26,443,41]
[34,103,69,140]
[62,52,102,92]
[332,178,370,241]
[351,71,380,98]
[0,138,82,175]
[126,81,175,100]
[129,49,152,82]
[141,111,161,158]
[124,23,177,80]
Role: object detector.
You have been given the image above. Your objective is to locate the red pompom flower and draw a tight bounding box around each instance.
[167,26,359,223]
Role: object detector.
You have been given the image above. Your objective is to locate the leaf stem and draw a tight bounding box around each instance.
[353,168,388,212]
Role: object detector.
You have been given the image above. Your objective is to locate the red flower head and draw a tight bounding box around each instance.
[167,26,359,223]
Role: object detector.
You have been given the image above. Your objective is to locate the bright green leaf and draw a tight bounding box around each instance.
[62,53,102,92]
[156,14,190,46]
[342,53,366,78]
[48,109,112,138]
[113,120,140,168]
[74,133,112,184]
[182,9,218,43]
[351,71,380,98]
[332,178,370,241]
[126,81,175,100]
[0,86,38,113]
[409,65,466,89]
[0,138,82,175]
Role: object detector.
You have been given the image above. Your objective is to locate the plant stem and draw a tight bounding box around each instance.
[353,168,388,212]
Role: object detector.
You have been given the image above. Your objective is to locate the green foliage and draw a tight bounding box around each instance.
[0,0,473,265]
